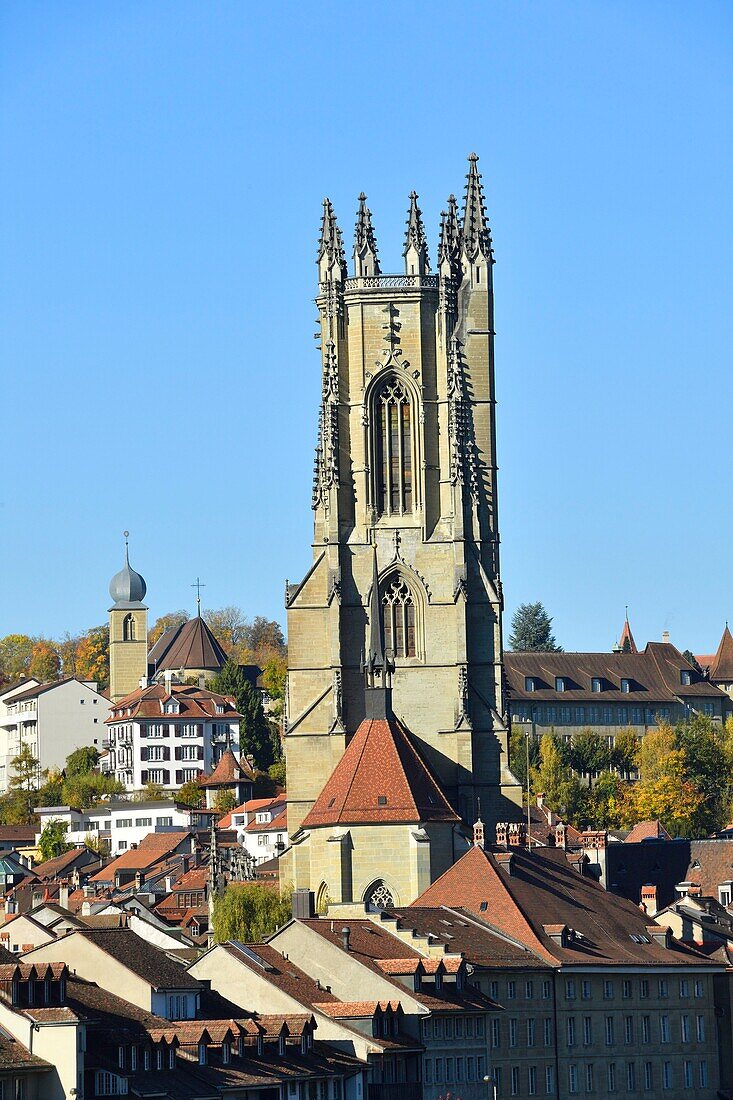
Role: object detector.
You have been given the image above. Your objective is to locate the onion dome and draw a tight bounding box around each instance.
[109,532,147,608]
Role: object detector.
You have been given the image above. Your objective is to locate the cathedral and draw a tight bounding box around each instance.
[284,155,521,911]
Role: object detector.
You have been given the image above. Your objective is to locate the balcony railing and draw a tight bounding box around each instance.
[321,274,439,292]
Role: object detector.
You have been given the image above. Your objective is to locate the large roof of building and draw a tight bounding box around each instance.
[389,907,551,970]
[3,677,101,704]
[606,836,733,911]
[301,716,460,829]
[413,844,717,968]
[148,616,228,674]
[33,847,101,881]
[623,819,672,844]
[60,928,201,990]
[505,641,726,703]
[216,942,340,1008]
[108,682,241,722]
[90,831,192,881]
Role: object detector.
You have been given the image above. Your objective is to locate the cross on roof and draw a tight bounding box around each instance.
[191,577,206,616]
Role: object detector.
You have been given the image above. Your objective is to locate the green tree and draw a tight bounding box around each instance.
[37,769,64,807]
[75,625,109,688]
[567,729,609,786]
[586,770,625,829]
[212,883,291,943]
[675,714,728,835]
[65,746,100,777]
[608,728,637,780]
[214,789,236,813]
[508,726,540,791]
[57,633,82,678]
[176,780,204,808]
[209,659,275,770]
[28,640,61,683]
[531,734,586,823]
[136,783,168,802]
[261,655,287,701]
[0,635,35,685]
[7,744,41,822]
[508,603,561,652]
[268,760,286,789]
[37,820,72,862]
[61,772,124,810]
[682,650,703,675]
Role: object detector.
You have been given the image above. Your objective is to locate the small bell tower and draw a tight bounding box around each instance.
[108,532,148,702]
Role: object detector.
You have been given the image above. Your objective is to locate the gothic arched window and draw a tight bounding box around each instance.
[365,880,395,910]
[374,376,413,516]
[123,614,136,641]
[382,576,416,658]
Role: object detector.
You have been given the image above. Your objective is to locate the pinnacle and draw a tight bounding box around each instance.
[462,152,493,262]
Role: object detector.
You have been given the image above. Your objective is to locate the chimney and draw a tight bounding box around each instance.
[473,816,485,849]
[164,669,174,693]
[648,925,672,949]
[662,630,670,645]
[508,822,527,848]
[495,822,508,847]
[139,675,149,689]
[341,926,351,952]
[640,884,658,917]
[83,885,93,899]
[555,822,567,850]
[495,851,514,876]
[58,882,69,910]
[580,830,607,851]
[198,675,206,689]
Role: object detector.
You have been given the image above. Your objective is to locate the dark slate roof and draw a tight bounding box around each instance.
[0,1033,50,1073]
[505,642,726,704]
[148,616,228,673]
[389,907,551,970]
[301,716,460,829]
[217,943,340,1008]
[72,928,202,989]
[607,837,733,911]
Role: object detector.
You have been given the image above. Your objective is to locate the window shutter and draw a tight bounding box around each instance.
[176,770,183,785]
[197,724,204,737]
[141,771,149,784]
[140,747,148,762]
[139,725,147,738]
[198,745,204,760]
[175,747,182,761]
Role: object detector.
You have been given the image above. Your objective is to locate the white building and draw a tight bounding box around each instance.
[229,794,288,864]
[0,677,107,792]
[105,681,241,794]
[35,800,191,855]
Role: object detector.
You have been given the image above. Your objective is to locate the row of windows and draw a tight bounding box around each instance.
[487,977,706,1002]
[112,816,174,828]
[565,977,706,1000]
[515,702,716,723]
[566,1059,708,1094]
[525,671,698,694]
[564,1013,705,1047]
[422,1015,486,1040]
[424,1054,486,1085]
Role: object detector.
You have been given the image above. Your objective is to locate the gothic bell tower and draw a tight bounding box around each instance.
[108,534,148,703]
[285,155,521,853]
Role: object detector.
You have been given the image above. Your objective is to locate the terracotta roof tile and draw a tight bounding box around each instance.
[108,682,241,722]
[199,749,256,788]
[301,717,460,828]
[624,820,672,843]
[90,832,192,880]
[710,626,733,682]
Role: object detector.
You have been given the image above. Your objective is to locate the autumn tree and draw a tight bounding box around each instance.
[28,640,61,683]
[212,883,291,943]
[531,735,586,821]
[38,820,72,862]
[508,603,561,652]
[176,780,204,808]
[261,655,287,702]
[204,607,248,653]
[65,746,100,777]
[75,626,109,688]
[608,728,637,780]
[57,633,82,678]
[148,611,189,648]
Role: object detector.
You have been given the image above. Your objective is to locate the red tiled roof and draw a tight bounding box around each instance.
[710,626,733,682]
[313,1001,400,1018]
[618,618,638,654]
[301,716,459,828]
[90,832,192,880]
[108,682,241,722]
[198,749,256,789]
[412,845,716,968]
[245,808,287,833]
[624,820,672,844]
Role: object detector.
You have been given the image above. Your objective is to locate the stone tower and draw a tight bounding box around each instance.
[108,534,148,703]
[285,155,521,860]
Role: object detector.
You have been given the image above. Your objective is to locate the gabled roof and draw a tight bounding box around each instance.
[108,683,241,722]
[413,844,716,968]
[710,626,733,682]
[198,749,256,789]
[58,928,201,989]
[148,616,228,674]
[90,831,192,880]
[624,819,672,844]
[33,847,101,881]
[301,716,460,829]
[3,677,100,704]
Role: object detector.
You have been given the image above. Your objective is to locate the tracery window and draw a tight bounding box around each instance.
[374,377,413,515]
[122,614,136,641]
[366,880,395,910]
[382,576,416,658]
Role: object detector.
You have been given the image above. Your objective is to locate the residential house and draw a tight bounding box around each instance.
[34,800,191,855]
[229,796,288,864]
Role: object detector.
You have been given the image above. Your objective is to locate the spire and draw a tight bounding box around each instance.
[438,194,461,276]
[462,153,493,262]
[367,545,385,674]
[403,191,430,276]
[353,193,380,278]
[109,531,147,608]
[317,198,347,283]
[618,610,638,654]
[710,624,733,681]
[362,545,393,717]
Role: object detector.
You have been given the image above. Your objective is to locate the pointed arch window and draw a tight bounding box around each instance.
[123,614,136,641]
[374,376,414,516]
[365,880,395,910]
[382,576,416,658]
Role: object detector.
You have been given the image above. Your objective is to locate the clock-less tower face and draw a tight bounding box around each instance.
[108,540,148,702]
[285,158,521,856]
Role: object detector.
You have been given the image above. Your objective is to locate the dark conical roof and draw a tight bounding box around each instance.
[109,539,147,608]
[148,616,227,674]
[710,625,733,682]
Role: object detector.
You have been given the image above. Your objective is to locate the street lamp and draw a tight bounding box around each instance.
[483,1074,497,1100]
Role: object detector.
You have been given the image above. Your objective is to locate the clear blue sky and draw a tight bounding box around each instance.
[1,2,731,654]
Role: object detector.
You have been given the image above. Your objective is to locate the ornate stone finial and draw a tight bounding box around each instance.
[353,194,380,278]
[461,153,493,262]
[318,198,347,283]
[438,194,461,273]
[403,191,430,276]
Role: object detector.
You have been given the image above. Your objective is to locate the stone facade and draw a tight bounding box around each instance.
[285,157,521,869]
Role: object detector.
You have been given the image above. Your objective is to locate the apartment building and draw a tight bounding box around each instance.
[0,677,106,792]
[35,799,190,855]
